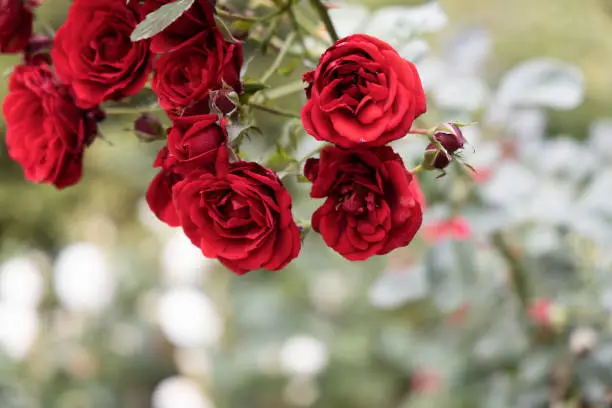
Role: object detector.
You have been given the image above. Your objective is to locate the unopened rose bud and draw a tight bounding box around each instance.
[209,88,239,115]
[23,35,53,65]
[134,113,165,142]
[423,123,466,170]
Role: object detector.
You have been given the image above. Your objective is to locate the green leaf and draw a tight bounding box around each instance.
[242,82,268,95]
[131,0,194,42]
[213,15,239,43]
[230,20,255,34]
[277,59,299,76]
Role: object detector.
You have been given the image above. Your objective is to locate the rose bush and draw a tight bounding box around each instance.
[51,0,153,108]
[305,145,424,261]
[2,63,103,188]
[301,34,427,148]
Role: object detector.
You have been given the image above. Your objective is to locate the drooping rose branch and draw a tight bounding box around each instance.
[1,0,477,274]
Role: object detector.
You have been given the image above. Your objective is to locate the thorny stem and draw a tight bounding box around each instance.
[285,0,310,56]
[216,5,288,22]
[308,0,339,43]
[104,106,163,115]
[248,102,300,119]
[262,79,306,100]
[492,231,531,312]
[261,31,297,83]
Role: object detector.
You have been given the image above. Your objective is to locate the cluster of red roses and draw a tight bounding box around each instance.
[300,34,428,261]
[2,0,465,274]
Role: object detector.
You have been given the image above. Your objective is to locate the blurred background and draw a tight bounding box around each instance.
[1,0,612,407]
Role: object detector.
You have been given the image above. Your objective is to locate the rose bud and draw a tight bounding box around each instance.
[209,88,239,116]
[24,34,53,64]
[134,113,165,142]
[423,123,466,170]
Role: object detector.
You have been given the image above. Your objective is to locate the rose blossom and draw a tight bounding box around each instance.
[305,145,424,260]
[146,147,182,227]
[173,161,301,274]
[301,34,426,148]
[51,0,153,108]
[0,0,33,53]
[146,115,229,226]
[143,0,217,53]
[3,63,103,188]
[152,29,242,117]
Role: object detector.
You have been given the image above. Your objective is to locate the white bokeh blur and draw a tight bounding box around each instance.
[161,231,215,286]
[280,335,328,377]
[152,376,214,408]
[0,256,44,308]
[156,287,223,348]
[53,242,115,313]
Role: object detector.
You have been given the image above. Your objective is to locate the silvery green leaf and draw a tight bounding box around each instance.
[415,57,444,91]
[523,226,561,256]
[364,2,448,44]
[577,169,612,217]
[131,0,194,42]
[368,266,429,310]
[433,75,489,111]
[426,241,476,312]
[535,137,597,180]
[496,58,585,109]
[328,5,369,38]
[505,109,547,156]
[463,207,512,238]
[524,181,574,225]
[460,140,502,168]
[589,118,612,159]
[399,39,430,63]
[566,213,612,247]
[443,27,491,75]
[480,161,537,207]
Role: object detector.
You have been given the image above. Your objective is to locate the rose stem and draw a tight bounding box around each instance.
[248,102,300,119]
[409,128,431,135]
[262,79,306,100]
[261,31,297,83]
[492,231,531,313]
[104,106,163,115]
[308,0,339,43]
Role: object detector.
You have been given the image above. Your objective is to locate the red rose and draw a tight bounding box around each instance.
[51,0,153,109]
[0,0,33,53]
[147,146,182,227]
[146,116,229,226]
[167,114,228,174]
[173,162,301,274]
[305,145,423,260]
[301,34,426,148]
[143,0,216,53]
[152,30,242,117]
[2,63,102,188]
